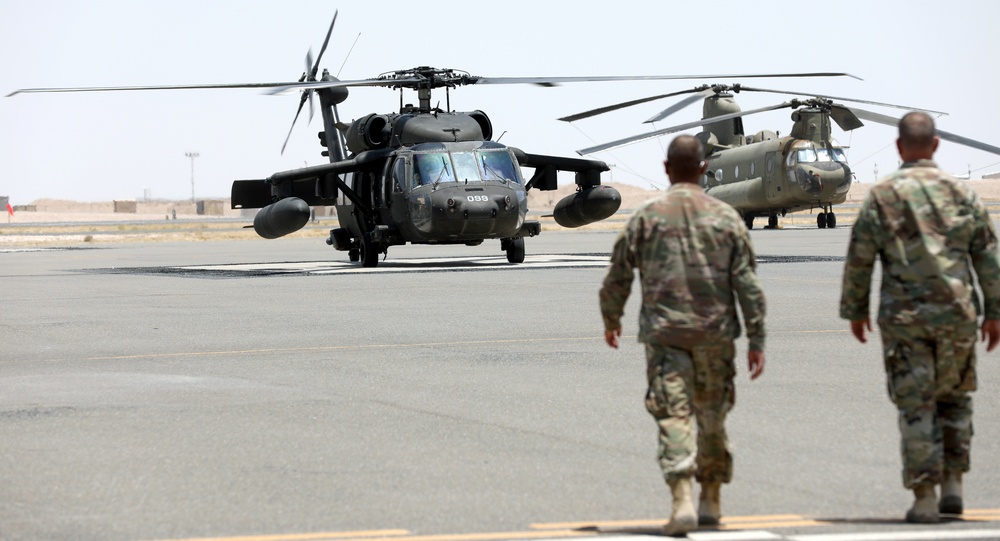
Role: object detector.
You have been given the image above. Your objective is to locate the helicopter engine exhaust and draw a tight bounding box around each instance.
[551,185,622,228]
[253,197,311,239]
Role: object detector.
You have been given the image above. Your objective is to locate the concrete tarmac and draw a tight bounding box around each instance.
[1,229,998,541]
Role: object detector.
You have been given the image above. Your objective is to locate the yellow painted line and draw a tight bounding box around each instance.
[142,529,411,541]
[531,518,663,529]
[531,514,808,530]
[340,531,595,541]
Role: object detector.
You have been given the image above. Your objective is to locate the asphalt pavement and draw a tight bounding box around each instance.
[1,228,998,541]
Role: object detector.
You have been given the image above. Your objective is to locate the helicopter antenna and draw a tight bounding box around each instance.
[336,32,362,78]
[568,122,665,189]
[496,130,507,142]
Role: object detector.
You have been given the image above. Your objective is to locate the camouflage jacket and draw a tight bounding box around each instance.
[840,159,1000,325]
[599,182,766,351]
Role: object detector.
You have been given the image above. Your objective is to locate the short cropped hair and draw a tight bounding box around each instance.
[666,135,705,179]
[899,111,936,149]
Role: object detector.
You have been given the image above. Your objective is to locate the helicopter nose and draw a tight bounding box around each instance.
[796,163,852,198]
[794,166,824,196]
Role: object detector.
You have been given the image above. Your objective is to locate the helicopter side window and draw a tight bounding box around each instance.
[451,152,482,182]
[478,150,520,183]
[413,152,455,185]
[832,148,848,163]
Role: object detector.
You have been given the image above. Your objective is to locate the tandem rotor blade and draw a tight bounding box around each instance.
[644,88,719,123]
[559,87,712,123]
[736,86,948,115]
[578,101,795,155]
[850,107,1000,156]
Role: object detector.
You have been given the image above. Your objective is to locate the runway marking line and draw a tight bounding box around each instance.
[142,529,410,541]
[140,510,1000,541]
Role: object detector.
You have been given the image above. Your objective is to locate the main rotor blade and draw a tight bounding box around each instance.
[559,87,710,122]
[472,72,860,86]
[263,77,424,95]
[7,81,311,96]
[737,86,947,115]
[578,102,794,155]
[644,89,719,123]
[850,107,1000,157]
[310,10,338,80]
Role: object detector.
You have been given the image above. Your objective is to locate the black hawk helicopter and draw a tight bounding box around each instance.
[8,12,859,258]
[565,84,1000,229]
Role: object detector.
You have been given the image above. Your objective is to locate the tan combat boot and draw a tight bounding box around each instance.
[939,470,963,514]
[905,484,940,523]
[698,481,721,526]
[663,476,698,536]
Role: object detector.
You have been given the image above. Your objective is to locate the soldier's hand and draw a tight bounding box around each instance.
[850,319,872,344]
[604,328,622,349]
[981,319,1000,352]
[747,350,764,380]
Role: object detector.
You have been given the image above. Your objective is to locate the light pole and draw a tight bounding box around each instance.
[185,152,200,202]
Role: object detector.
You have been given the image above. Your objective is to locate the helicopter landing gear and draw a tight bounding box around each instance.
[502,237,525,264]
[767,214,778,229]
[348,249,360,262]
[359,232,380,267]
[743,214,754,230]
[817,209,837,229]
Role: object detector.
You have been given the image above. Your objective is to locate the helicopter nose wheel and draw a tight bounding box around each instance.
[503,237,525,264]
[743,214,754,230]
[767,214,778,229]
[817,212,827,229]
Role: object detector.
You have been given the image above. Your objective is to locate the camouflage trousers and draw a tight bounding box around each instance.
[644,341,736,484]
[879,321,978,488]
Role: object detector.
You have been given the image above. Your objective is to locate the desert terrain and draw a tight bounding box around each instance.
[3,179,1000,247]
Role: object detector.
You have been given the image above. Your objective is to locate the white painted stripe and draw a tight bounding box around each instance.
[788,528,1000,541]
[688,531,784,540]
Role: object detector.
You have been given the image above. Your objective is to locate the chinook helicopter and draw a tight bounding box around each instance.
[566,85,1000,229]
[8,12,859,257]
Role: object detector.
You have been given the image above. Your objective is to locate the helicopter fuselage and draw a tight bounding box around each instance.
[333,140,532,248]
[703,134,852,218]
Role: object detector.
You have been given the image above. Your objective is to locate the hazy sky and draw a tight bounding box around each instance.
[2,0,999,203]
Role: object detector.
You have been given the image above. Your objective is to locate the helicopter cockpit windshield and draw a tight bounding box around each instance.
[412,149,521,187]
[792,144,848,165]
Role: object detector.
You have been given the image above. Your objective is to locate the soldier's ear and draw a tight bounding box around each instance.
[663,160,670,177]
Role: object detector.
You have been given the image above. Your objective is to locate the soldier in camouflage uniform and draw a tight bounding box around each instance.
[840,111,1000,524]
[600,135,766,536]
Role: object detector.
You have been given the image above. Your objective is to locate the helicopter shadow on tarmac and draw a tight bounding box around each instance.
[97,253,613,278]
[95,253,842,278]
